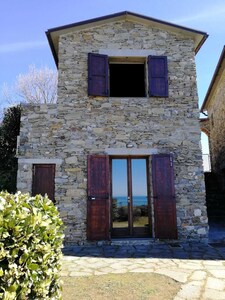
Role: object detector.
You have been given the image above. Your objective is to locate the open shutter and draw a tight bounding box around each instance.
[88,53,108,96]
[87,155,110,240]
[32,164,55,202]
[148,56,168,97]
[152,154,177,239]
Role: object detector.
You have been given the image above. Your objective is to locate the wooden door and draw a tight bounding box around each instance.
[87,155,110,241]
[32,164,55,202]
[152,154,177,239]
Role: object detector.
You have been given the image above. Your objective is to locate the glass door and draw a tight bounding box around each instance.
[111,159,129,236]
[131,159,150,236]
[111,157,151,238]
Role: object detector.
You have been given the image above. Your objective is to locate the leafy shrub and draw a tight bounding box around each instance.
[0,191,64,299]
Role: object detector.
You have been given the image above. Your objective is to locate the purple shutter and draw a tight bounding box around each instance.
[88,53,108,96]
[152,154,177,239]
[148,56,168,97]
[87,155,110,241]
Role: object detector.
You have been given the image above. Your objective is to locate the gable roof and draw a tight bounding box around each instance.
[201,46,225,113]
[46,11,208,66]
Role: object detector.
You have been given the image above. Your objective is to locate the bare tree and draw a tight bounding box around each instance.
[16,65,58,104]
[1,65,58,107]
[0,84,17,119]
[1,83,14,104]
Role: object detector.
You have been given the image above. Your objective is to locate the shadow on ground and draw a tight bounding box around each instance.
[62,218,225,260]
[63,241,225,260]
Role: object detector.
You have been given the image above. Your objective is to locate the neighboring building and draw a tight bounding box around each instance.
[17,11,209,244]
[201,46,225,181]
[200,46,225,216]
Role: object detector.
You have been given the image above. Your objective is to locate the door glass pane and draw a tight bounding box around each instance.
[131,159,149,228]
[112,159,128,229]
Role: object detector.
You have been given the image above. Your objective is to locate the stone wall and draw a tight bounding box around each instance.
[206,70,225,174]
[17,19,208,244]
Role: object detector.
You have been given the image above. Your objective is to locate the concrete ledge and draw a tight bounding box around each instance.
[18,158,63,164]
[105,148,159,155]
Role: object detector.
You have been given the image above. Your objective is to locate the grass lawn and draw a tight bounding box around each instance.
[61,272,181,300]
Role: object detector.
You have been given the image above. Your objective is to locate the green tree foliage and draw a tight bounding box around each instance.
[0,191,64,299]
[0,105,21,192]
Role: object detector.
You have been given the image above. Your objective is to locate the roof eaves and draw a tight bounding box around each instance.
[46,30,59,66]
[47,10,208,38]
[45,11,130,67]
[46,10,208,67]
[201,45,225,112]
[195,32,208,54]
[47,11,129,33]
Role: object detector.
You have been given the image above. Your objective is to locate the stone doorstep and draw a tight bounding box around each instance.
[107,238,155,246]
[64,238,184,247]
[99,238,184,247]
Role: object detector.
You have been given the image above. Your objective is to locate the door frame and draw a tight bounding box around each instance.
[109,156,152,238]
[86,154,177,241]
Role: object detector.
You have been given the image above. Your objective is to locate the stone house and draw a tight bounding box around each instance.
[201,46,225,179]
[200,46,225,216]
[17,11,209,244]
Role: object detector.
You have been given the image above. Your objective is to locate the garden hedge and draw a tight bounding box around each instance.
[0,191,64,300]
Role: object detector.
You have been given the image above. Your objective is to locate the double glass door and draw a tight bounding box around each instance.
[111,157,151,237]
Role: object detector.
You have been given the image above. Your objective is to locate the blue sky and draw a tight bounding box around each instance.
[1,0,225,153]
[112,159,147,196]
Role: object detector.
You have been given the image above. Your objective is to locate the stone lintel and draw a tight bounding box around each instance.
[18,158,63,165]
[105,148,160,155]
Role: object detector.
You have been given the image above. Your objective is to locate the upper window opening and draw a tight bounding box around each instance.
[109,63,146,97]
[88,53,168,98]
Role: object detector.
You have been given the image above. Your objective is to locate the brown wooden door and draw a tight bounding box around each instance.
[87,155,110,241]
[152,154,177,239]
[32,164,55,202]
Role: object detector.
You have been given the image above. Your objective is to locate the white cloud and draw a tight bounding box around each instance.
[0,40,47,54]
[172,4,225,24]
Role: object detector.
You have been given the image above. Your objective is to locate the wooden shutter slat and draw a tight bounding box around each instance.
[87,155,110,240]
[152,154,177,239]
[148,56,168,97]
[88,53,108,96]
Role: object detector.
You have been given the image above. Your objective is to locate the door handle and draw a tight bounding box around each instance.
[88,195,109,200]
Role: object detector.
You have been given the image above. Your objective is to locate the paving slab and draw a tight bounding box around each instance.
[61,241,225,300]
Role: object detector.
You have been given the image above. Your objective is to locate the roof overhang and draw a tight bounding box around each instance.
[201,46,225,113]
[46,11,208,66]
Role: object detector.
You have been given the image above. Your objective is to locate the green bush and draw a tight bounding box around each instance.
[0,191,65,300]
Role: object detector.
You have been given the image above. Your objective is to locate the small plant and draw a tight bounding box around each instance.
[0,191,64,300]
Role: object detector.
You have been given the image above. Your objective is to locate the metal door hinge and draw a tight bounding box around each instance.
[170,157,173,167]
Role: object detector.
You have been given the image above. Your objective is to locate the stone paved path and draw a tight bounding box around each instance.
[61,241,225,300]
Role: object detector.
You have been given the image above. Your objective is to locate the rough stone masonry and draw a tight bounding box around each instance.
[17,17,208,244]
